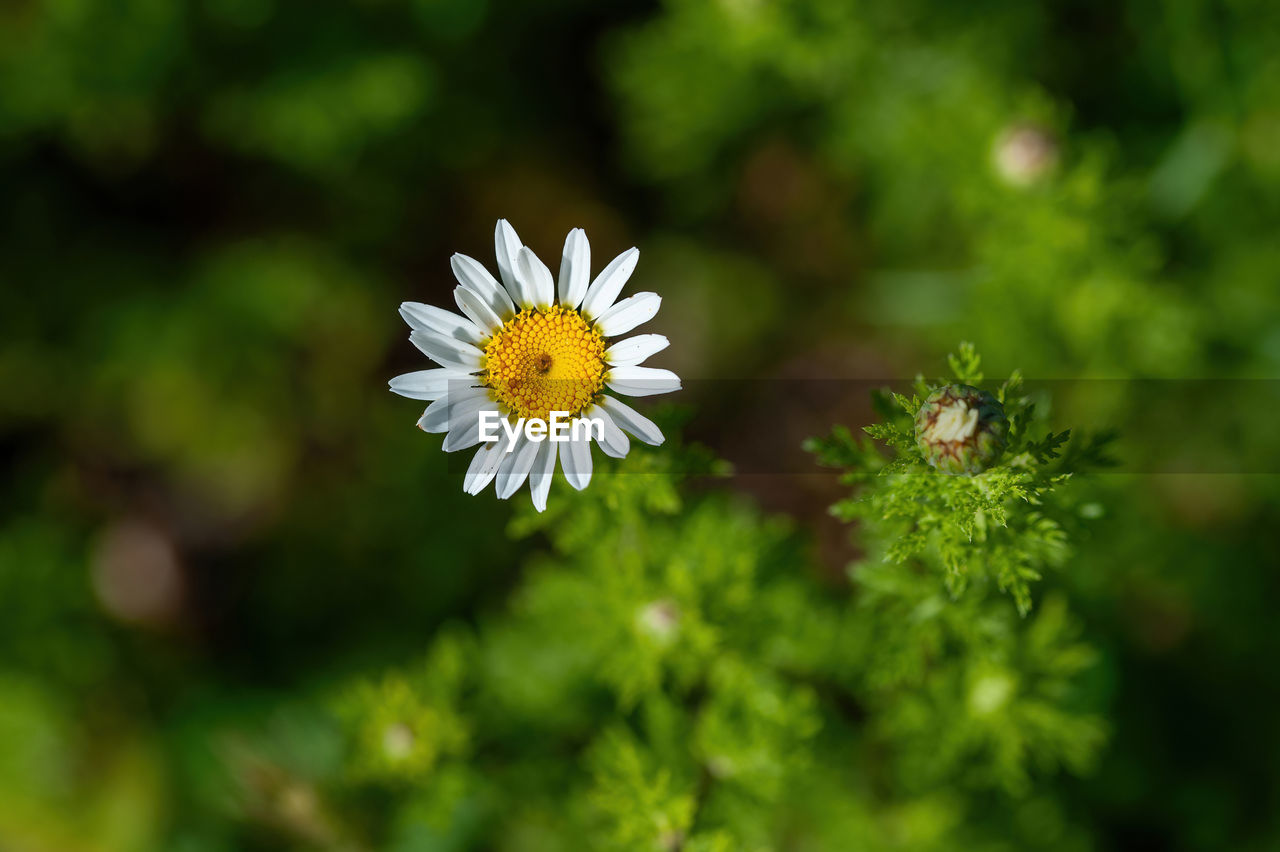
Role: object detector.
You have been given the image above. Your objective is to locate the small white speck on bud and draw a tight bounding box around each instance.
[637,599,680,643]
[992,122,1060,187]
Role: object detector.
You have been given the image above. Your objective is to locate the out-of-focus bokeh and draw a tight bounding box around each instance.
[2,0,1279,849]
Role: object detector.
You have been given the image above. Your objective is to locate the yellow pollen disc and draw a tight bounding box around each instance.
[482,306,606,421]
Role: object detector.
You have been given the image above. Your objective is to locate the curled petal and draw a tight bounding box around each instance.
[452,253,514,319]
[558,228,591,309]
[454,286,503,335]
[600,395,665,446]
[586,405,630,459]
[400,302,485,345]
[516,246,555,310]
[561,431,593,491]
[529,438,558,512]
[606,365,681,398]
[495,435,541,499]
[605,334,669,367]
[494,219,525,305]
[444,405,501,452]
[581,247,639,319]
[410,330,484,372]
[464,441,506,495]
[597,292,661,337]
[389,368,469,401]
[418,388,491,434]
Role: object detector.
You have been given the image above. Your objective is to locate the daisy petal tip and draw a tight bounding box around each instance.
[496,219,521,243]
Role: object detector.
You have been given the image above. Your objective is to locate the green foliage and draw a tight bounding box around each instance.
[847,560,1107,795]
[810,345,1113,613]
[585,727,703,851]
[336,631,471,785]
[205,54,435,174]
[798,346,1112,800]
[328,448,843,849]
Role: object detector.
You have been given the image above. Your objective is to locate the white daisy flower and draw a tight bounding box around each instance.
[390,220,681,511]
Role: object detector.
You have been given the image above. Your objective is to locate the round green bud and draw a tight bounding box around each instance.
[914,384,1008,474]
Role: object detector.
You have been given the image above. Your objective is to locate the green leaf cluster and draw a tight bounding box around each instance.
[810,345,1113,613]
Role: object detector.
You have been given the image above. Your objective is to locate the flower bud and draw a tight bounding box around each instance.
[637,599,680,644]
[992,122,1059,187]
[915,384,1008,474]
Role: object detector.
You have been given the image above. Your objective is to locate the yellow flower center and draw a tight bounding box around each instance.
[482,306,606,421]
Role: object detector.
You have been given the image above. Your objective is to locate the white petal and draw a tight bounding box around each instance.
[596,292,661,337]
[528,438,557,513]
[464,441,506,495]
[495,435,541,500]
[494,220,525,306]
[561,431,593,491]
[389,368,470,401]
[443,405,499,452]
[452,254,514,319]
[417,387,491,433]
[606,365,681,398]
[586,405,630,459]
[600,395,665,446]
[581,247,639,319]
[417,398,450,434]
[516,246,554,310]
[557,228,591,309]
[400,302,485,346]
[605,334,669,367]
[454,286,503,335]
[410,329,484,372]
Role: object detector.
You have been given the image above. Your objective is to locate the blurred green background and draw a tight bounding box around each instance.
[2,0,1280,849]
